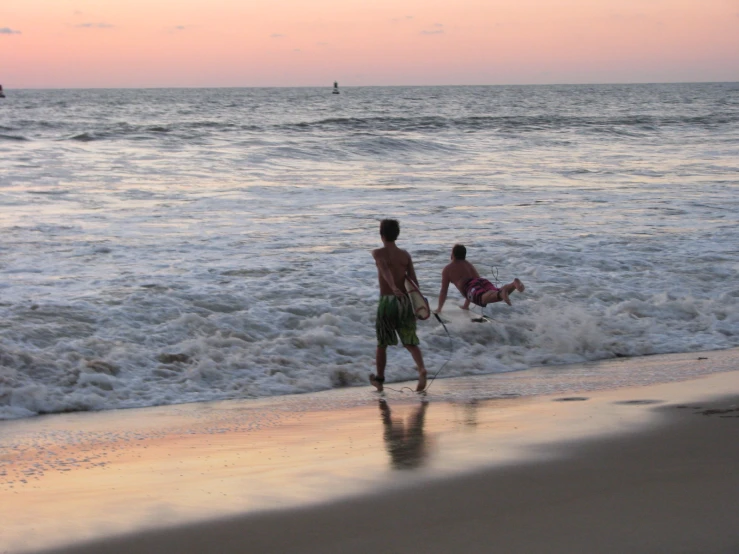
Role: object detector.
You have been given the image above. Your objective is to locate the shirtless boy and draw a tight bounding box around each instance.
[370,219,427,393]
[436,244,525,313]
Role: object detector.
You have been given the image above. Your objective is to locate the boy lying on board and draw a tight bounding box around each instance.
[435,244,525,313]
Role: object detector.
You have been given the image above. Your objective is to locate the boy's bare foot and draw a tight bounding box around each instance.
[513,278,525,293]
[369,373,384,392]
[416,369,427,392]
[500,287,512,306]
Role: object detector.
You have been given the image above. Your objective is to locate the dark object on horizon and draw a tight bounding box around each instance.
[0,84,5,98]
[333,81,340,94]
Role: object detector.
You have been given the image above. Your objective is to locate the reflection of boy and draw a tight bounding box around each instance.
[370,219,427,393]
[378,399,429,470]
[435,244,525,313]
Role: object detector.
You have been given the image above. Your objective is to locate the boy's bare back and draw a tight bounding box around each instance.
[442,259,480,295]
[373,244,416,296]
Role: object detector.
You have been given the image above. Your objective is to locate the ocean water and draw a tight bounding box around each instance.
[1,83,738,419]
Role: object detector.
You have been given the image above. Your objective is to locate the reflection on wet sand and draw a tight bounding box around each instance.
[378,399,430,470]
[460,399,479,428]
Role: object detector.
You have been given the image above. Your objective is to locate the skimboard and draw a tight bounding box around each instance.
[471,315,494,323]
[404,278,430,320]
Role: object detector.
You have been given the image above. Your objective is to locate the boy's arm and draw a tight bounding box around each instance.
[435,269,450,313]
[406,253,418,285]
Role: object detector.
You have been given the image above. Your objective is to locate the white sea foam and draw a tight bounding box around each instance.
[1,84,738,419]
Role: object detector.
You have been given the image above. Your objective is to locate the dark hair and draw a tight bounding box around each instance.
[452,244,466,260]
[380,219,400,242]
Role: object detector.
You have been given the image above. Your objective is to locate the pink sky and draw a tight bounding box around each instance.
[2,0,738,88]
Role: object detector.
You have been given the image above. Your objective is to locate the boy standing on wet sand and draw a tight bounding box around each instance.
[370,219,427,393]
[436,244,525,313]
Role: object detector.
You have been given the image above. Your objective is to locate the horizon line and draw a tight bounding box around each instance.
[3,79,739,91]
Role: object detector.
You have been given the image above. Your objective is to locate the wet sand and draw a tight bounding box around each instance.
[1,351,738,553]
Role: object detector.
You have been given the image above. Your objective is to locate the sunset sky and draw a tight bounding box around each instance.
[2,0,738,88]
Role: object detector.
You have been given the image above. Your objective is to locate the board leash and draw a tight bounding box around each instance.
[423,312,454,392]
[488,265,500,286]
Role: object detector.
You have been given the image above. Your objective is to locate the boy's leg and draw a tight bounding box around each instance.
[481,288,508,306]
[372,347,387,391]
[393,296,426,391]
[375,347,387,379]
[500,279,525,305]
[499,285,513,306]
[404,345,427,391]
[483,279,525,306]
[373,296,399,392]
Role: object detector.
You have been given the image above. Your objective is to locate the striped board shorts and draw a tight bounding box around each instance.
[464,277,500,307]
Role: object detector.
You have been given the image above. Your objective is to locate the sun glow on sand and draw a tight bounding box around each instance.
[2,0,738,88]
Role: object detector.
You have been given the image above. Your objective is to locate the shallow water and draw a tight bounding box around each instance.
[1,84,738,418]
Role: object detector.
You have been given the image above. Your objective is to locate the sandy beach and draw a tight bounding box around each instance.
[2,349,738,554]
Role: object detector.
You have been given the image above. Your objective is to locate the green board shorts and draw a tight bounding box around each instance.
[376,295,420,348]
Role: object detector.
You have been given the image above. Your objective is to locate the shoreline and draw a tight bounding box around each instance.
[3,346,737,423]
[1,350,738,553]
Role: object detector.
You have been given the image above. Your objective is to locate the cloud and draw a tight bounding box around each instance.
[75,22,114,29]
[271,33,285,38]
[0,27,21,35]
[421,23,444,35]
[174,25,186,31]
[391,15,414,22]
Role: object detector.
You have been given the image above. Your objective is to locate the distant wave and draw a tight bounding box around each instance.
[280,113,739,134]
[13,112,735,144]
[0,133,29,141]
[53,121,265,142]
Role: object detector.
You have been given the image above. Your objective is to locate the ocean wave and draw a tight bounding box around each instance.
[1,287,737,420]
[240,135,457,162]
[2,84,738,420]
[67,132,96,142]
[344,135,458,156]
